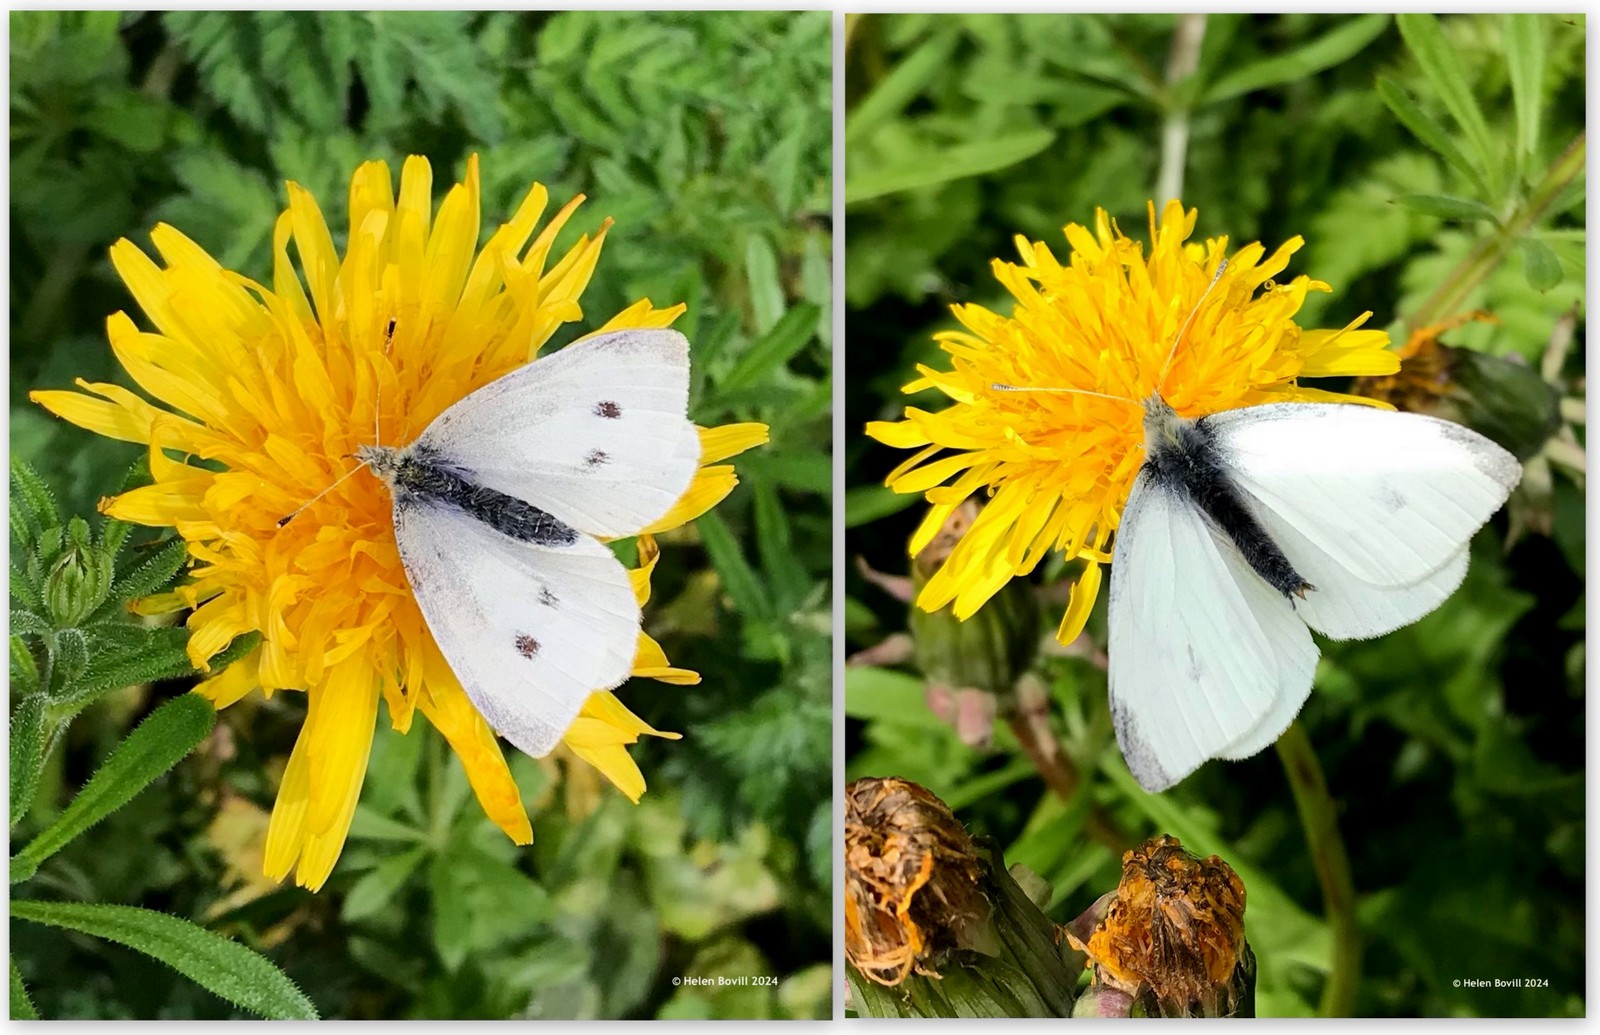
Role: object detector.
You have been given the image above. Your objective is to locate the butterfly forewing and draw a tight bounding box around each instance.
[1108,469,1318,792]
[415,328,700,539]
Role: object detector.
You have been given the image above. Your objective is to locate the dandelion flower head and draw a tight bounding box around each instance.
[867,201,1399,645]
[32,155,767,890]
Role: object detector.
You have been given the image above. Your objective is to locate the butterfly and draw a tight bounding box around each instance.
[292,328,700,758]
[998,261,1523,791]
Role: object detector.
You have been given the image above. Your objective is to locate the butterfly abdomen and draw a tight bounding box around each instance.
[1143,410,1313,600]
[392,448,578,548]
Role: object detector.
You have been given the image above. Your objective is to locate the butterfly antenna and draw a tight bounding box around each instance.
[1156,257,1228,396]
[989,383,1142,408]
[276,460,369,529]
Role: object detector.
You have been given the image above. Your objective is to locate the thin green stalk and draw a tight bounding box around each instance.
[1406,131,1586,331]
[1275,721,1359,1017]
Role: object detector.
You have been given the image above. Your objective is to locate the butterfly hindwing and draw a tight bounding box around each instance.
[415,328,700,539]
[392,497,639,758]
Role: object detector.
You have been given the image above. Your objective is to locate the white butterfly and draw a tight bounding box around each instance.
[1106,393,1521,792]
[339,328,698,757]
[996,261,1523,792]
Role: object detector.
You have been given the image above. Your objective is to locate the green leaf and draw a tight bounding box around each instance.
[1393,193,1499,223]
[1504,15,1545,167]
[8,609,47,638]
[1202,13,1388,104]
[10,635,40,695]
[844,666,944,730]
[347,805,427,843]
[96,538,188,619]
[846,129,1056,205]
[845,28,961,144]
[10,695,47,831]
[14,693,214,871]
[720,303,820,393]
[752,481,810,608]
[744,234,786,335]
[1396,14,1497,193]
[697,511,769,621]
[1518,236,1563,291]
[10,956,36,1020]
[10,900,317,1019]
[342,846,425,923]
[9,459,59,537]
[55,629,196,710]
[49,627,88,694]
[845,484,921,528]
[1376,77,1489,198]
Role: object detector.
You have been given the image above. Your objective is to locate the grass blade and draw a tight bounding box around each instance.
[1202,13,1388,104]
[1504,14,1545,169]
[1396,14,1498,195]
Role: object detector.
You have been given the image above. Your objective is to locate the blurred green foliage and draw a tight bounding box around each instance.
[846,13,1583,1019]
[11,10,831,1019]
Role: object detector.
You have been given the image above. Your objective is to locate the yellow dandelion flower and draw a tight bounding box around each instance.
[31,154,768,891]
[866,200,1399,646]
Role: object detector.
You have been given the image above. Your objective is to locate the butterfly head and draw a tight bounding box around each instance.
[355,444,401,484]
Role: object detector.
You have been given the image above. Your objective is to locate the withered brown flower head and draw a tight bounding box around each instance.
[1065,834,1248,1017]
[844,777,992,986]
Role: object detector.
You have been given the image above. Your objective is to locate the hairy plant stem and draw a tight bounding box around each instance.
[1275,721,1359,1017]
[1406,131,1586,332]
[1155,14,1208,206]
[1006,715,1129,853]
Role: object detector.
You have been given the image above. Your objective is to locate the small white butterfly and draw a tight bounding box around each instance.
[997,262,1523,792]
[294,329,700,757]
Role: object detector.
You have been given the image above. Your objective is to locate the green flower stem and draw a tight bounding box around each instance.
[1275,721,1359,1017]
[1005,715,1130,852]
[1407,131,1586,332]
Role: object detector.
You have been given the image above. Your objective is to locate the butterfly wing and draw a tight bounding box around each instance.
[393,498,639,758]
[1205,403,1520,639]
[414,328,700,539]
[1108,468,1320,792]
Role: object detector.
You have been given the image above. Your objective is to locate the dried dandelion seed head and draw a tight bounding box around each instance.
[1065,834,1251,1018]
[843,777,992,986]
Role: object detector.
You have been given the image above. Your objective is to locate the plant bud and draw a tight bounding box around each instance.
[43,518,111,627]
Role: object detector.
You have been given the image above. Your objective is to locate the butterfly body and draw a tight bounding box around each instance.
[359,444,579,548]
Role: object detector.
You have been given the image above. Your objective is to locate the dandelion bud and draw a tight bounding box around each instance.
[908,502,1040,738]
[845,777,1078,1017]
[43,518,111,627]
[1064,834,1254,1018]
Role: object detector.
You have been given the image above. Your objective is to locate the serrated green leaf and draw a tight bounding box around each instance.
[9,459,59,537]
[9,956,36,1020]
[697,511,769,621]
[1375,77,1489,199]
[10,695,47,831]
[1202,13,1389,104]
[15,693,214,870]
[1396,14,1498,195]
[1394,193,1499,222]
[1504,15,1545,167]
[720,303,820,393]
[846,129,1057,205]
[1518,236,1563,291]
[10,901,317,1019]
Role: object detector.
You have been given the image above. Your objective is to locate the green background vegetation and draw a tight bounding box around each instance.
[11,10,831,1019]
[845,13,1584,1018]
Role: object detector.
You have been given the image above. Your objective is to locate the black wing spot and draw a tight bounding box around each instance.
[514,633,540,659]
[538,586,557,607]
[595,400,622,419]
[585,449,609,468]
